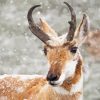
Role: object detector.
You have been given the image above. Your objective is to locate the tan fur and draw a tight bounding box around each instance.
[39,18,58,37]
[85,30,100,59]
[46,44,75,77]
[0,11,88,100]
[0,76,46,100]
[0,43,83,100]
[0,73,82,100]
[61,59,82,91]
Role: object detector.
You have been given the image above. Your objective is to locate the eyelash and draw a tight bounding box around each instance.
[43,48,47,55]
[70,47,78,53]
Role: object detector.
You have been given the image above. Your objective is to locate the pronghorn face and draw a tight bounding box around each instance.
[45,39,79,86]
[27,2,89,86]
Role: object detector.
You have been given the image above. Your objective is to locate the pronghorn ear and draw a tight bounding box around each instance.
[39,18,58,37]
[75,14,90,45]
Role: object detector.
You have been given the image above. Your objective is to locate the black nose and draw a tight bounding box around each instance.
[47,73,58,81]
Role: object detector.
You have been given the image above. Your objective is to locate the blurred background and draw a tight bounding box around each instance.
[0,0,100,99]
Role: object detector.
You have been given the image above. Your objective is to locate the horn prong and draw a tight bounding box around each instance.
[64,2,76,41]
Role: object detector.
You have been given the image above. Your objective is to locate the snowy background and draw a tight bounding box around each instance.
[0,0,100,100]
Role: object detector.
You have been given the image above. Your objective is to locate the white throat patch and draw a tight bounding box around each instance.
[52,75,83,95]
[70,74,83,93]
[53,86,69,95]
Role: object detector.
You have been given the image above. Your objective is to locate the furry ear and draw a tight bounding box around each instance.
[75,14,90,45]
[39,18,58,37]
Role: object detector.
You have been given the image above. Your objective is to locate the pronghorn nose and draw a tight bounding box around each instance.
[47,73,58,81]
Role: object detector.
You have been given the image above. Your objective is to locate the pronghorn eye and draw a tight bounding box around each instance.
[70,47,78,53]
[43,48,47,55]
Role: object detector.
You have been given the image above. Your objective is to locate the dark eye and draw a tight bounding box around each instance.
[70,47,78,53]
[43,48,47,55]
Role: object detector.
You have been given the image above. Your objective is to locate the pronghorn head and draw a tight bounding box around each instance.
[27,2,89,86]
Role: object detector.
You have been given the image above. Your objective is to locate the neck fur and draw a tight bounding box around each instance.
[62,58,83,94]
[52,58,83,96]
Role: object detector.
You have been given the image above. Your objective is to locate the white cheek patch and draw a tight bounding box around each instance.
[51,59,78,85]
[64,59,78,79]
[63,50,81,79]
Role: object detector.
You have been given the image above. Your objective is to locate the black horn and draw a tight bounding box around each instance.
[64,2,76,41]
[27,5,50,44]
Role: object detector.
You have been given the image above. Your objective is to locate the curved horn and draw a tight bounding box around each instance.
[27,5,50,44]
[64,2,76,41]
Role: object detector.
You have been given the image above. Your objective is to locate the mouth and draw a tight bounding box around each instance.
[47,73,66,86]
[49,81,56,86]
[48,81,62,86]
[49,81,59,86]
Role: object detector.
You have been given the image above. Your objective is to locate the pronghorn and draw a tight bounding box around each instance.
[0,2,89,100]
[85,30,100,60]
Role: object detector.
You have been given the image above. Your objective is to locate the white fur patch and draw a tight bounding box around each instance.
[53,75,83,95]
[0,96,7,100]
[78,95,83,100]
[70,75,83,94]
[53,86,69,95]
[39,84,68,95]
[15,87,24,93]
[52,75,83,95]
[40,84,49,92]
[64,60,78,79]
[47,34,67,46]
